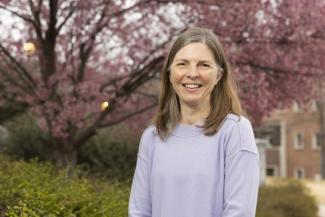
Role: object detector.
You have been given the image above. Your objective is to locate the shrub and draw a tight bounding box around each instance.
[3,115,139,181]
[78,126,139,181]
[0,154,319,217]
[256,178,318,217]
[0,154,130,217]
[2,115,53,161]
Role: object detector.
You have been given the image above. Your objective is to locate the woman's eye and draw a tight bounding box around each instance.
[199,63,210,67]
[177,63,185,66]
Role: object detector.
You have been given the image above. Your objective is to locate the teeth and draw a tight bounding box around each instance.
[183,84,201,89]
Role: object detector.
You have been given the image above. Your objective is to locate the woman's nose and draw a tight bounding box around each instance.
[186,66,199,78]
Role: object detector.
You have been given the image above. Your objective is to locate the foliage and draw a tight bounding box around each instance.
[0,154,319,217]
[78,125,138,181]
[3,114,139,180]
[256,179,319,217]
[0,0,186,166]
[0,99,27,124]
[2,114,53,161]
[196,0,325,123]
[0,0,324,165]
[0,154,130,217]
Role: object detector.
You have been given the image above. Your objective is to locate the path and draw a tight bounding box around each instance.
[303,180,325,217]
[319,204,325,217]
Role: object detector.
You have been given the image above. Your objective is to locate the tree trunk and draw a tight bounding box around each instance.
[57,149,77,168]
[54,140,78,177]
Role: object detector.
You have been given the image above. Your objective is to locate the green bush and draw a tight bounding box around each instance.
[0,154,130,217]
[256,178,318,217]
[2,115,53,161]
[3,115,139,181]
[78,126,139,181]
[0,154,319,217]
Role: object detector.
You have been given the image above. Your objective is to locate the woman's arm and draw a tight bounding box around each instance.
[222,118,260,217]
[128,132,152,217]
[222,150,260,217]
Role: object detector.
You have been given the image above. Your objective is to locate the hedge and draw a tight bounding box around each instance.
[0,154,319,217]
[0,154,130,217]
[256,178,318,217]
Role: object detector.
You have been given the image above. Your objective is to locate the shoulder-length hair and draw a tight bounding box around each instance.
[153,27,242,139]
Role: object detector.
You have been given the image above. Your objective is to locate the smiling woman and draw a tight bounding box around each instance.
[169,42,221,118]
[128,27,260,217]
[155,27,242,137]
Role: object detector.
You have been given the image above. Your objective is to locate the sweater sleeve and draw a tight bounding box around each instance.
[222,118,260,217]
[128,130,152,217]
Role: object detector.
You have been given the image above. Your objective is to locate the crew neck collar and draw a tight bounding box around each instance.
[172,119,205,138]
[170,114,240,138]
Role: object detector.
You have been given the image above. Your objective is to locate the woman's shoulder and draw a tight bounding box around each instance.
[224,113,251,125]
[221,113,253,132]
[141,124,158,138]
[139,124,160,146]
[222,113,258,156]
[137,125,158,160]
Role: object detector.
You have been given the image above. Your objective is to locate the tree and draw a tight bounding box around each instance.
[194,0,325,123]
[0,0,194,166]
[0,0,324,167]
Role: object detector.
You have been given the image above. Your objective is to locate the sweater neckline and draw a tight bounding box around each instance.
[172,119,205,138]
[170,114,239,138]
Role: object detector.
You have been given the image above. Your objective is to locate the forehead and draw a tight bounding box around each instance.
[173,42,215,62]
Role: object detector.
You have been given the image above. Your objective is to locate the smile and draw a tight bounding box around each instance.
[182,83,202,89]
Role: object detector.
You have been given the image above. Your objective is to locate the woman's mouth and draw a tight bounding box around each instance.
[182,83,202,89]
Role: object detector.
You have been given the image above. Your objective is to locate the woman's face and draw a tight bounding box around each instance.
[170,42,221,108]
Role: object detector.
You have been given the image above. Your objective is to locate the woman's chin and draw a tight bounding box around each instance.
[180,98,206,108]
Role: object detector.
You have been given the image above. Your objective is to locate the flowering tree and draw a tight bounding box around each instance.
[0,0,194,166]
[0,0,324,166]
[194,0,325,123]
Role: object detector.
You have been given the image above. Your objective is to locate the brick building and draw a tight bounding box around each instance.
[255,102,323,180]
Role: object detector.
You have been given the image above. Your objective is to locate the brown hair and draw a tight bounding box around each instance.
[153,27,242,139]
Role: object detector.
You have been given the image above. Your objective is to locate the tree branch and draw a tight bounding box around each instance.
[121,55,164,95]
[47,0,58,39]
[28,0,44,41]
[134,90,158,100]
[99,102,157,128]
[0,43,38,88]
[76,3,109,81]
[0,66,32,94]
[0,5,34,24]
[56,2,76,35]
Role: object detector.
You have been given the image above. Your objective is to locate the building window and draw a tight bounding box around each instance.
[312,133,322,150]
[294,167,305,179]
[294,133,304,150]
[266,166,277,176]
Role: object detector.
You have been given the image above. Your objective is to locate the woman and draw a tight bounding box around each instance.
[128,27,260,217]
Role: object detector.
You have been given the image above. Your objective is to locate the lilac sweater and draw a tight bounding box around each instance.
[129,114,260,217]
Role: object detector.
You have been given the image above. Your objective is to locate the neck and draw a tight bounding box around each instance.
[180,102,210,125]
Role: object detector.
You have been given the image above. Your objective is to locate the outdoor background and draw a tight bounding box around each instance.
[0,0,324,216]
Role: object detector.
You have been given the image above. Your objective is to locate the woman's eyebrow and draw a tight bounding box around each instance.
[198,60,213,64]
[174,59,213,63]
[174,59,189,62]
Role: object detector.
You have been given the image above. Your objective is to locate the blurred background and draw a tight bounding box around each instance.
[0,0,324,216]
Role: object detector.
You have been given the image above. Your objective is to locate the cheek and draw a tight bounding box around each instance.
[170,70,182,85]
[204,72,218,85]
